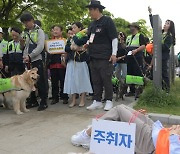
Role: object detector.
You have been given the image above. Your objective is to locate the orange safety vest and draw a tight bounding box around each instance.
[156,128,170,154]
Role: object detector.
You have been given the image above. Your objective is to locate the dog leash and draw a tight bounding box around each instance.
[122,48,146,78]
[0,69,7,78]
[132,55,146,78]
[25,62,32,70]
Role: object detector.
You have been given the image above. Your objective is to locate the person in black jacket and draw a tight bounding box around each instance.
[148,7,176,91]
[64,22,93,108]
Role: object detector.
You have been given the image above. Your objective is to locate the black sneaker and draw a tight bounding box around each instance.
[26,103,39,109]
[51,99,59,105]
[48,97,53,100]
[37,105,48,111]
[63,99,69,104]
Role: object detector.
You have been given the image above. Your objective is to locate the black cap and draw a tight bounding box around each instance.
[128,22,140,30]
[86,0,105,9]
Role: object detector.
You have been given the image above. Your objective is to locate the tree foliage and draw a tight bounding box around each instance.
[0,0,89,37]
[137,19,152,38]
[0,1,152,40]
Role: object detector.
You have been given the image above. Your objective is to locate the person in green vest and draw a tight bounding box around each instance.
[125,23,146,96]
[20,13,48,111]
[0,27,9,78]
[7,27,25,76]
[148,7,175,92]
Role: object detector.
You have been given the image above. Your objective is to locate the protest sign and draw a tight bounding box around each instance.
[46,39,66,54]
[90,119,136,154]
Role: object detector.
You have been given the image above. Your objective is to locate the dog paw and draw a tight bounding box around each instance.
[24,109,30,113]
[16,111,24,115]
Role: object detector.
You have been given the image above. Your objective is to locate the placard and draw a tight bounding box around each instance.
[46,39,66,54]
[90,119,136,154]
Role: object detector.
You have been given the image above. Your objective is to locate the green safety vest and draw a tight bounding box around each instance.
[0,78,20,93]
[8,41,22,54]
[126,33,140,48]
[28,29,38,44]
[0,39,8,54]
[162,33,167,44]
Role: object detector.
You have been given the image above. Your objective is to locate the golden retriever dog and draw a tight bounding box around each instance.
[0,68,39,115]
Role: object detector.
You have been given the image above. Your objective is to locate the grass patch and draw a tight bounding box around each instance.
[134,78,180,115]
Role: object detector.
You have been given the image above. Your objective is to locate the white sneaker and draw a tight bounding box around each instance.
[86,100,103,110]
[104,100,113,111]
[71,130,90,149]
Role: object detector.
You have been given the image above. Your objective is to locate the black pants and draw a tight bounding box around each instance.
[9,63,25,76]
[87,63,94,95]
[90,59,113,102]
[30,60,48,106]
[162,59,170,91]
[50,68,68,100]
[127,56,143,93]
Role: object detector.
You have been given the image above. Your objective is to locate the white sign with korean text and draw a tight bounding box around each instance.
[90,119,136,154]
[46,39,66,54]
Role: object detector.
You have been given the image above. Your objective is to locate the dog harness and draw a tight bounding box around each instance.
[126,75,144,85]
[0,78,21,93]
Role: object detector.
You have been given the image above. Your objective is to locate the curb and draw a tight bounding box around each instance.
[128,101,180,125]
[148,113,180,125]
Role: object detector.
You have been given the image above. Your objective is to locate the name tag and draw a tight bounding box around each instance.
[89,33,95,43]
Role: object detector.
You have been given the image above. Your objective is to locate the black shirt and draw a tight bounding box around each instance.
[88,16,118,60]
[65,36,89,62]
[117,43,127,63]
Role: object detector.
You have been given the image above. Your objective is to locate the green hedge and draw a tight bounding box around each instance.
[137,81,179,107]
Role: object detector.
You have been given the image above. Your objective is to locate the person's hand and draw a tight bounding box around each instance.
[109,55,117,64]
[83,44,89,50]
[148,6,152,14]
[169,125,180,135]
[147,65,152,71]
[5,66,8,73]
[132,49,138,55]
[23,56,30,63]
[0,60,3,69]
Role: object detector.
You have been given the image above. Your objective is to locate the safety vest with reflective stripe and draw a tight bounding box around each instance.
[29,30,38,44]
[0,39,8,54]
[8,41,23,54]
[126,33,140,48]
[27,28,39,54]
[8,40,23,63]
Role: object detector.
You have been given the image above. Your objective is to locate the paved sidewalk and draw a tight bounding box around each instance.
[0,97,134,154]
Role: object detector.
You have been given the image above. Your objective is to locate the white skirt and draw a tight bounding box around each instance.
[64,60,93,94]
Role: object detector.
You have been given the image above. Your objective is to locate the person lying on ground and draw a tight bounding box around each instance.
[71,104,180,154]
